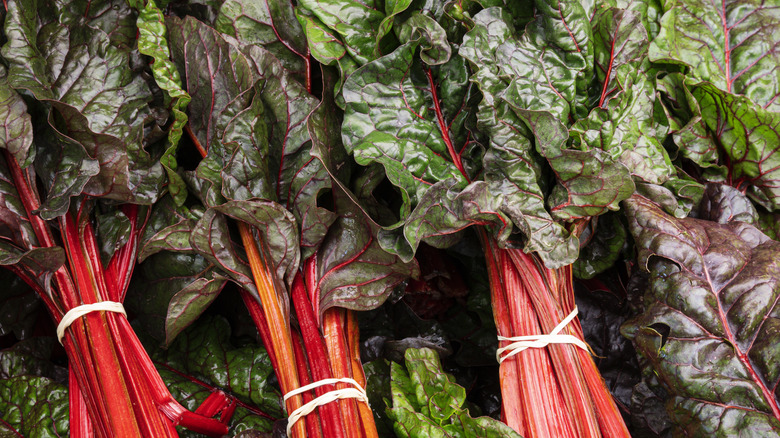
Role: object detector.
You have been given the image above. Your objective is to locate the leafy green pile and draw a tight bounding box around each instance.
[0,0,779,436]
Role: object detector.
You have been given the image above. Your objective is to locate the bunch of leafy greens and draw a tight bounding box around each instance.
[0,0,779,436]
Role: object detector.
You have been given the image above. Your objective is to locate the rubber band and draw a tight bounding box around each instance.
[496,306,590,364]
[283,378,369,436]
[57,302,126,344]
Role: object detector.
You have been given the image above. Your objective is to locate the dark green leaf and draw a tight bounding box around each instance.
[622,195,780,436]
[155,315,283,419]
[573,213,627,279]
[0,271,42,340]
[0,376,69,437]
[128,251,227,346]
[649,0,780,111]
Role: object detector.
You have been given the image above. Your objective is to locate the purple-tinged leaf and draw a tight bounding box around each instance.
[212,199,300,288]
[190,209,258,297]
[215,0,310,82]
[2,0,165,217]
[649,0,780,111]
[0,75,34,168]
[622,195,780,435]
[698,183,758,225]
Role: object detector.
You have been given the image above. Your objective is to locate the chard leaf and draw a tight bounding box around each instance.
[342,41,467,208]
[573,213,627,279]
[309,80,419,312]
[690,82,780,211]
[590,7,648,108]
[212,199,301,288]
[572,70,675,185]
[215,0,309,81]
[155,315,283,419]
[698,183,758,225]
[2,0,165,217]
[190,209,257,296]
[387,348,522,437]
[649,0,780,111]
[622,195,780,436]
[0,338,65,381]
[136,0,192,206]
[312,186,419,313]
[0,376,69,437]
[168,15,262,205]
[243,45,336,254]
[129,251,227,346]
[510,109,634,221]
[296,0,385,65]
[0,73,33,167]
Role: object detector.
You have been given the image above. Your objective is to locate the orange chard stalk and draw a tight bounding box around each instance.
[190,126,306,438]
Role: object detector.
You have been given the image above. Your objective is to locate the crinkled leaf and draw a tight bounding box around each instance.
[622,195,780,436]
[511,109,635,221]
[460,8,580,267]
[155,315,283,419]
[136,0,192,206]
[168,16,262,206]
[387,348,521,437]
[397,13,451,66]
[2,0,164,217]
[243,45,336,253]
[190,208,257,296]
[649,0,780,111]
[698,183,758,225]
[756,211,780,240]
[0,73,34,167]
[690,82,780,211]
[213,199,300,288]
[590,7,648,108]
[312,185,419,313]
[0,376,69,437]
[0,246,65,278]
[342,41,467,209]
[296,0,385,64]
[295,9,347,65]
[215,0,309,81]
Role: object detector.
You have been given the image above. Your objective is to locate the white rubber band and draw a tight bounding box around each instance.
[496,306,590,364]
[57,302,127,344]
[283,378,369,436]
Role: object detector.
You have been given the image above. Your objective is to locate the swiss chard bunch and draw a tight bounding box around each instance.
[0,0,235,435]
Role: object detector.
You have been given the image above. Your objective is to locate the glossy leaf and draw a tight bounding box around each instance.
[136,0,192,206]
[698,183,758,225]
[216,0,309,81]
[0,73,34,167]
[0,376,69,437]
[690,82,780,211]
[622,195,780,435]
[155,315,282,419]
[649,0,780,111]
[573,213,627,279]
[387,348,522,437]
[2,0,165,217]
[296,0,385,64]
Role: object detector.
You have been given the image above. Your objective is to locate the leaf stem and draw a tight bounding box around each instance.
[425,67,470,182]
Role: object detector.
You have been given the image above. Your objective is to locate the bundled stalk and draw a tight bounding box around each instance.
[0,151,234,437]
